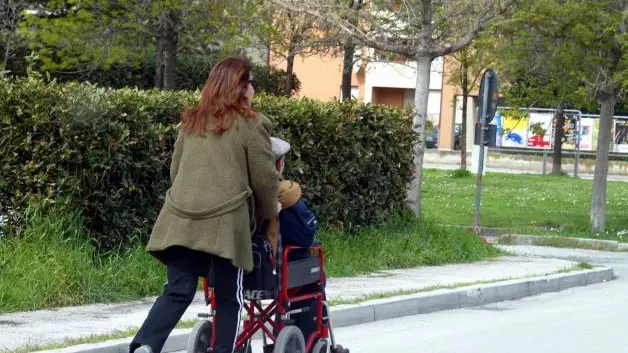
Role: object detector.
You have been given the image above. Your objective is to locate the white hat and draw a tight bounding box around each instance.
[271,137,291,160]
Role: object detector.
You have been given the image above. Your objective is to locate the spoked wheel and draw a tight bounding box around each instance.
[312,339,329,353]
[273,326,306,353]
[187,320,212,353]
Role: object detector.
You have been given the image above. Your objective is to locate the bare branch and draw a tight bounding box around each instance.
[269,0,414,56]
[431,0,519,57]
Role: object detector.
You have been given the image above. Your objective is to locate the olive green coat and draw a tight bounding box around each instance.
[147,113,279,273]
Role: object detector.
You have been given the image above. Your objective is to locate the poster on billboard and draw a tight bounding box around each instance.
[614,120,628,152]
[500,113,528,148]
[579,118,596,151]
[559,114,579,150]
[527,112,553,149]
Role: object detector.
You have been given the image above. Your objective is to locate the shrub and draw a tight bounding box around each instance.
[0,79,179,250]
[0,78,415,251]
[256,94,416,229]
[44,54,301,97]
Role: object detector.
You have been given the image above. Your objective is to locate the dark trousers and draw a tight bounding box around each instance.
[131,256,244,353]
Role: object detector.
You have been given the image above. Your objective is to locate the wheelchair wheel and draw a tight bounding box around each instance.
[235,342,252,353]
[331,344,349,353]
[187,320,211,353]
[273,325,306,353]
[312,339,328,353]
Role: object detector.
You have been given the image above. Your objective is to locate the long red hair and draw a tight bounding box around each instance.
[181,56,256,136]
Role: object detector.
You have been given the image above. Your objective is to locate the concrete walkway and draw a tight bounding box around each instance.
[0,255,579,351]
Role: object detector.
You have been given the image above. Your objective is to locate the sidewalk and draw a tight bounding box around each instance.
[0,254,598,352]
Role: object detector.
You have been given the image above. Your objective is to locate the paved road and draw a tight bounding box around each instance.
[318,246,628,353]
[183,246,627,353]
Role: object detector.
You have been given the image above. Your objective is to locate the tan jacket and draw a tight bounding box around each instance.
[147,113,279,272]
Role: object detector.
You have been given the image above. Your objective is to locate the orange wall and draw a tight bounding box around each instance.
[270,53,364,102]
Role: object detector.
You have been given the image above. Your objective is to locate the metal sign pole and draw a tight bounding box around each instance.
[575,112,582,178]
[473,74,491,232]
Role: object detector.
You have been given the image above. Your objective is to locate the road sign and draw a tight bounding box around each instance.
[474,69,499,233]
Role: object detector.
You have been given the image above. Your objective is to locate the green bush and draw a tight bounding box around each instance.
[256,94,416,229]
[0,77,415,251]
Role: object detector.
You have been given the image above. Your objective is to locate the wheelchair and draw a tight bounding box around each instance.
[186,236,350,353]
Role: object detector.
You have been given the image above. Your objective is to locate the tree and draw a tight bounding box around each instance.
[269,0,519,216]
[446,37,494,170]
[266,8,332,96]
[490,0,596,174]
[341,0,363,101]
[22,1,151,73]
[22,0,268,90]
[581,0,627,231]
[0,0,28,74]
[496,0,626,231]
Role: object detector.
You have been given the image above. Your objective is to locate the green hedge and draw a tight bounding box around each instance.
[0,77,415,251]
[45,54,301,96]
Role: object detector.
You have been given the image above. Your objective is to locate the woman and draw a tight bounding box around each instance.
[130,57,279,353]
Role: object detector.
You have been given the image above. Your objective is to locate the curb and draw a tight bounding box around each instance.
[37,267,614,353]
[498,234,627,251]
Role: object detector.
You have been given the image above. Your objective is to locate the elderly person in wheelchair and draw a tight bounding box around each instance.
[186,137,348,353]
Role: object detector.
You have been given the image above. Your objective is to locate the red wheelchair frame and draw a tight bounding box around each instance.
[199,244,333,353]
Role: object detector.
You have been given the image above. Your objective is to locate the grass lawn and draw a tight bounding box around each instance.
[0,205,499,314]
[422,169,628,241]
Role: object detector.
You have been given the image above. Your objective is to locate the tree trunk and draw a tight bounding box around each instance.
[1,39,11,73]
[284,52,295,97]
[341,39,355,101]
[162,35,177,90]
[342,0,361,101]
[1,1,20,74]
[590,94,616,232]
[551,103,565,174]
[162,11,178,90]
[460,64,469,170]
[407,55,433,216]
[154,33,165,88]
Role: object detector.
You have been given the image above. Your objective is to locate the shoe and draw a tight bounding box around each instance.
[134,345,154,353]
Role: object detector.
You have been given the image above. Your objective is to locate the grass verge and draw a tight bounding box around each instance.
[8,261,593,353]
[0,205,166,314]
[0,205,499,314]
[422,169,628,242]
[319,213,501,277]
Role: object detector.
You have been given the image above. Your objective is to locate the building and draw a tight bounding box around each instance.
[270,50,481,152]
